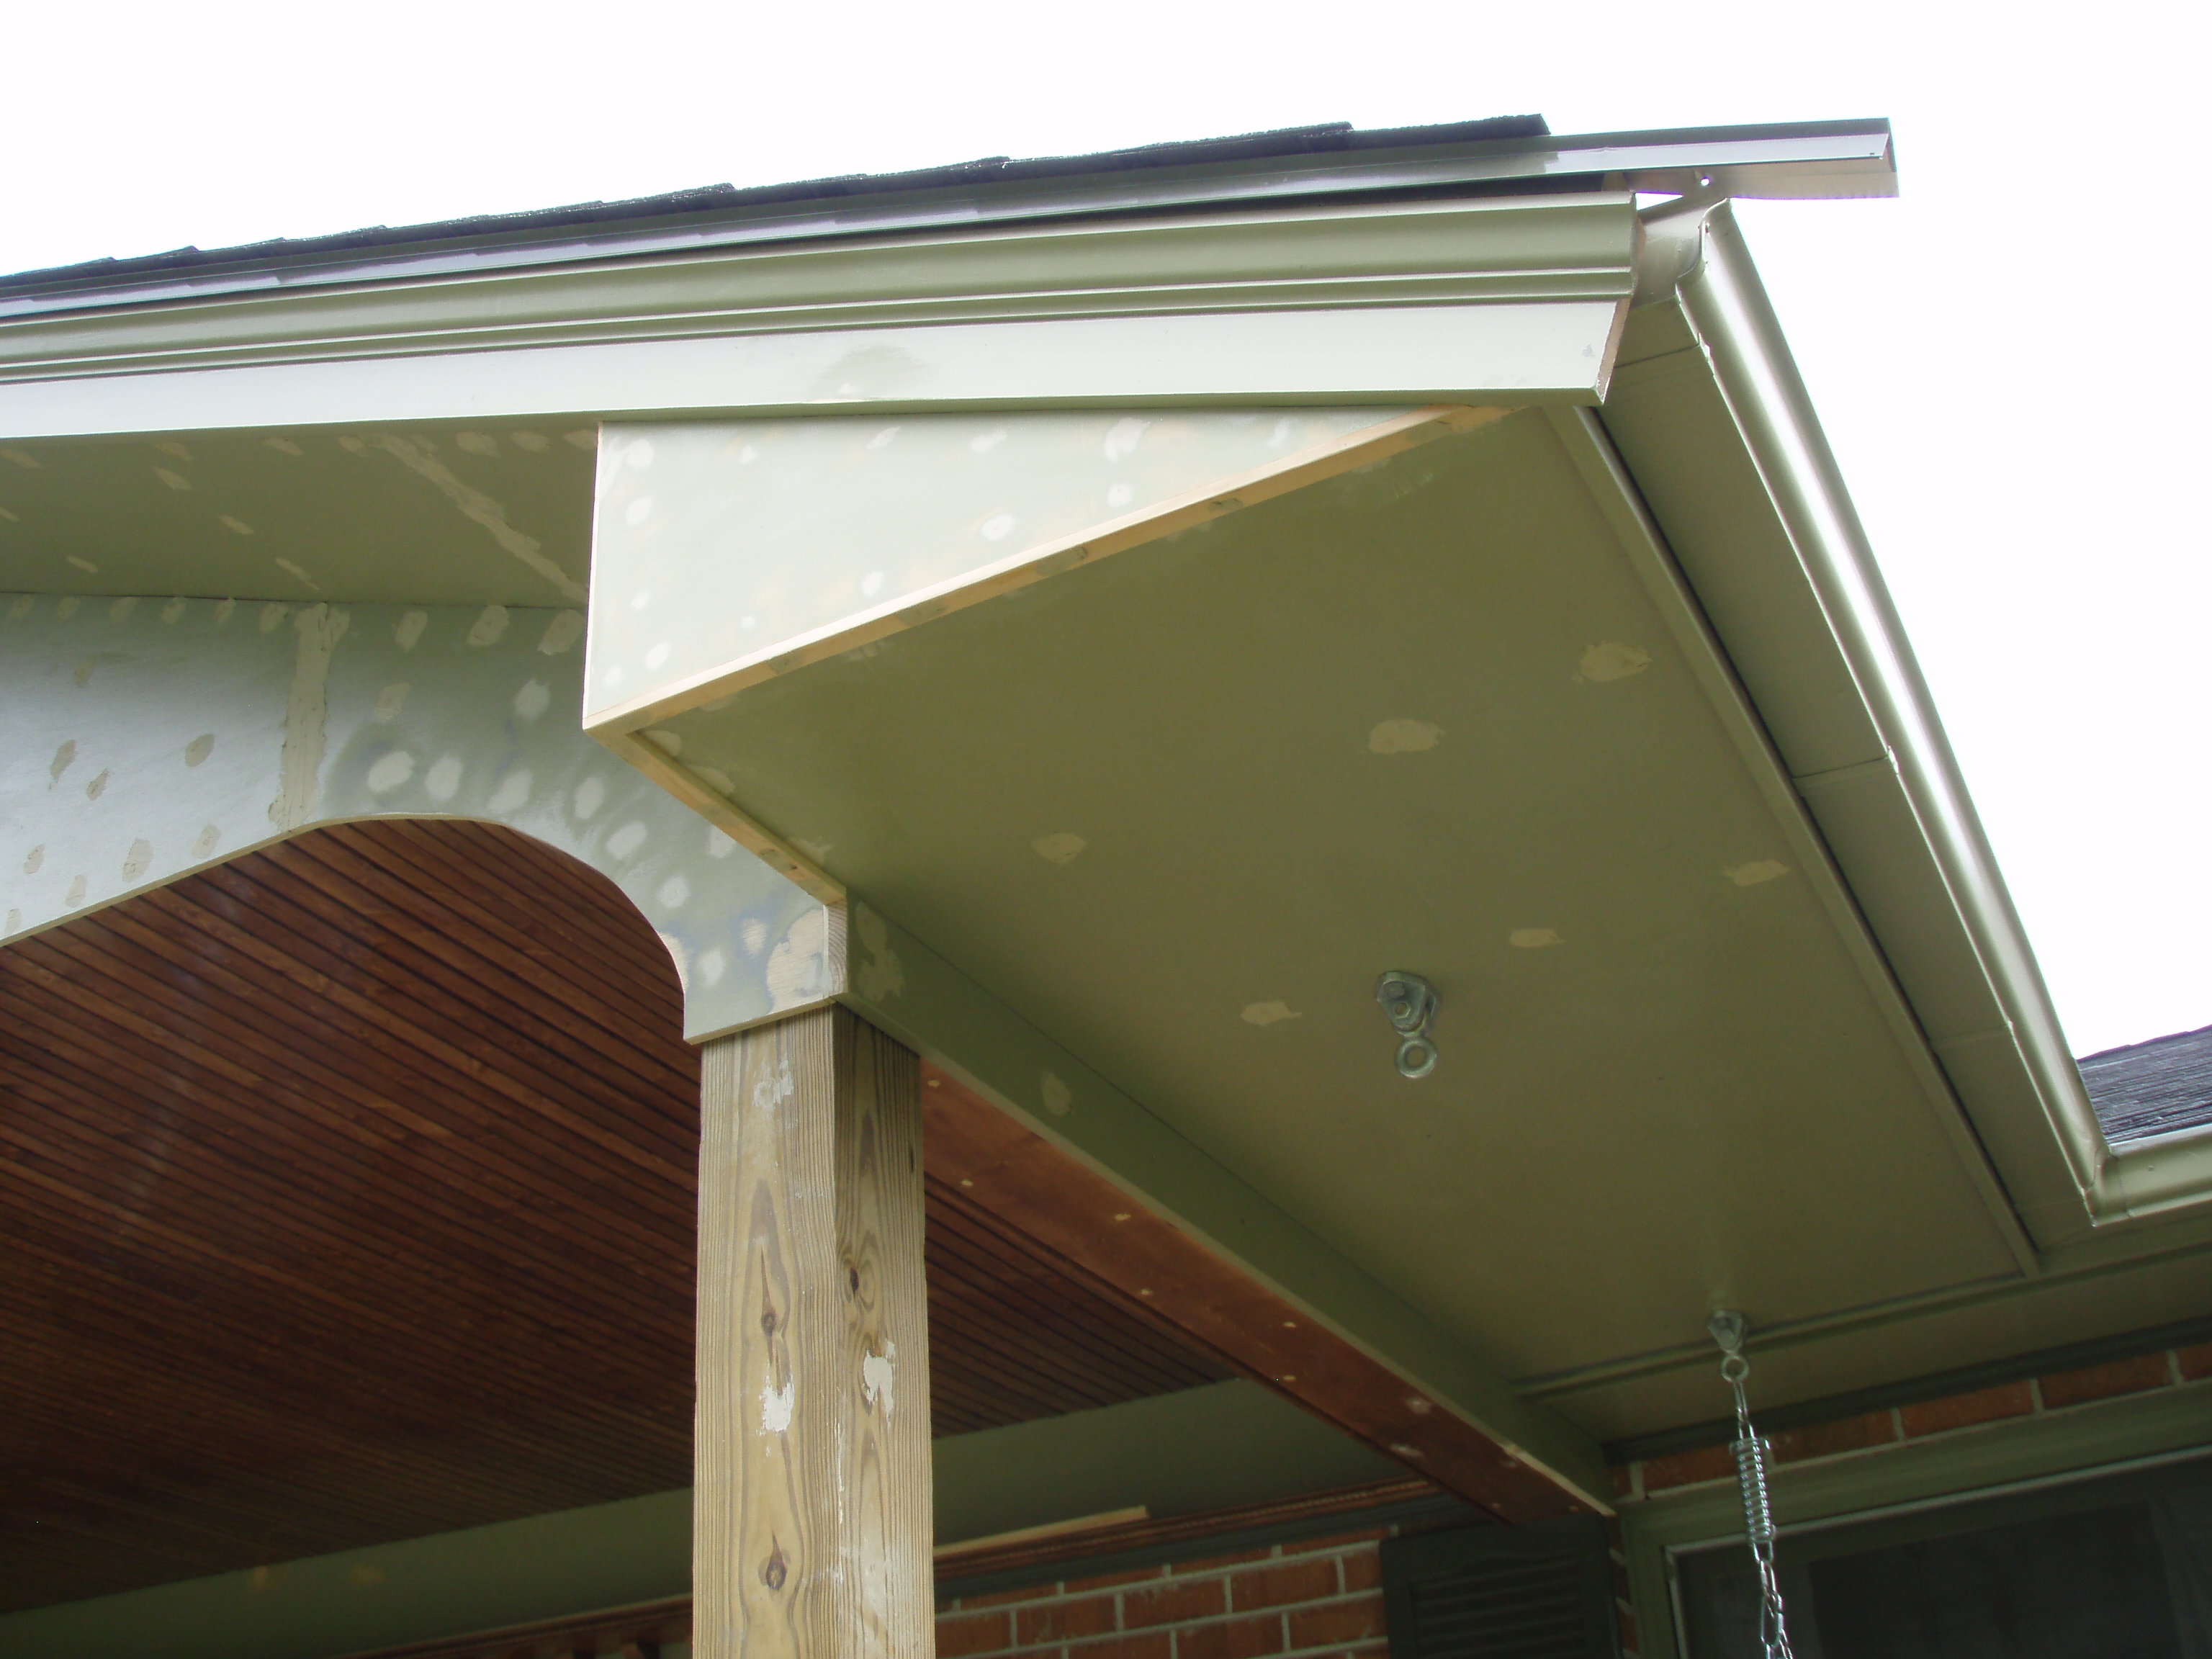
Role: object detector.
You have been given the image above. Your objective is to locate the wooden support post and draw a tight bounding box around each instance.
[696,1005,932,1659]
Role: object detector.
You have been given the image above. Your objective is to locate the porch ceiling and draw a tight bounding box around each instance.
[646,408,2024,1388]
[0,424,595,606]
[0,818,1226,1612]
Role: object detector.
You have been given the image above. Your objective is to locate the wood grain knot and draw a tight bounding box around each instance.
[761,1544,788,1592]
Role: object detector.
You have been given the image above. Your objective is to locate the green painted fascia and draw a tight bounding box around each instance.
[0,1381,1393,1659]
[1603,197,2212,1245]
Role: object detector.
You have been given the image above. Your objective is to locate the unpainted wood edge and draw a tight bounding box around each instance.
[917,1058,1611,1523]
[938,1506,1150,1557]
[594,727,846,905]
[583,404,1516,736]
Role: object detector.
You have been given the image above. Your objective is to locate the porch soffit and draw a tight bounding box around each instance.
[594,403,2027,1376]
[0,818,1242,1611]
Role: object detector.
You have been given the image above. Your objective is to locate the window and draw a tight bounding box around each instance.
[1673,1453,2212,1658]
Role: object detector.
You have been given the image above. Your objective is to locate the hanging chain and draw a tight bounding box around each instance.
[1709,1313,1796,1659]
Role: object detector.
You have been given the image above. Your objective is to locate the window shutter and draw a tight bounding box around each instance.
[1381,1518,1620,1659]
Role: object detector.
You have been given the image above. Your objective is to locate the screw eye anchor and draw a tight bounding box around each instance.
[1375,972,1439,1078]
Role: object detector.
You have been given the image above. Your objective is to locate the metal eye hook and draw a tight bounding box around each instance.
[1375,972,1439,1078]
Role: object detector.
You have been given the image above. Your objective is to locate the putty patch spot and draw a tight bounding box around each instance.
[1368,719,1442,755]
[1725,860,1790,887]
[1579,642,1652,682]
[1032,832,1087,866]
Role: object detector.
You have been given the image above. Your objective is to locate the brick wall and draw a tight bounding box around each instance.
[1609,1337,2212,1503]
[938,1529,1393,1659]
[1603,1336,2212,1655]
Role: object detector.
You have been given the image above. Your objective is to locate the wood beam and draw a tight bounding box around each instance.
[922,1065,1593,1527]
[696,1007,932,1659]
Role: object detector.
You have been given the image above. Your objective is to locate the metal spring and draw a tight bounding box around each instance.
[1732,1432,1776,1547]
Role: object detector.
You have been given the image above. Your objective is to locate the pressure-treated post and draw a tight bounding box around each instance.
[695,1005,933,1659]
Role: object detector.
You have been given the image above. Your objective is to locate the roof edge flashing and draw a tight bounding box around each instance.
[1642,195,2188,1234]
[0,119,1894,320]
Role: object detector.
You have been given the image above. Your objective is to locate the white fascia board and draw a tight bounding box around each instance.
[0,302,1624,441]
[0,194,1635,440]
[1626,198,2201,1238]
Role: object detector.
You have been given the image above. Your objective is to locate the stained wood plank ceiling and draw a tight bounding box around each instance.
[0,819,1228,1613]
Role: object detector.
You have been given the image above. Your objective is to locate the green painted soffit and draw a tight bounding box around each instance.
[0,1380,1394,1659]
[655,408,2022,1388]
[0,423,598,606]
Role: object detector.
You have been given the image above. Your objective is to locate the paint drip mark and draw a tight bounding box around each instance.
[862,1342,897,1417]
[761,1378,795,1434]
[752,1058,796,1114]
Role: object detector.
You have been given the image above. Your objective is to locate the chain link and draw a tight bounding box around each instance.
[1714,1324,1795,1658]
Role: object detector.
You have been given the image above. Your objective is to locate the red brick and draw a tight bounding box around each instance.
[1286,1599,1388,1649]
[1899,1381,2035,1438]
[1069,1636,1172,1659]
[1175,1614,1287,1659]
[1619,1604,1640,1655]
[1768,1411,1897,1465]
[1280,1527,1388,1555]
[939,1611,1013,1658]
[1123,1580,1227,1629]
[1609,1463,1635,1499]
[1175,1549,1271,1574]
[1231,1560,1339,1611]
[1018,1596,1118,1645]
[2041,1353,2172,1409]
[1636,1443,1735,1492]
[2176,1344,2212,1382]
[1339,1551,1382,1593]
[1065,1567,1168,1594]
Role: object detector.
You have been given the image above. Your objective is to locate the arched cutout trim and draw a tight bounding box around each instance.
[1,593,835,1040]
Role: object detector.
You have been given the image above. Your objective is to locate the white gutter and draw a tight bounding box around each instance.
[1641,196,2212,1229]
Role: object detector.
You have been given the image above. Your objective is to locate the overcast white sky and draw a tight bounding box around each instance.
[6,1,2205,1054]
